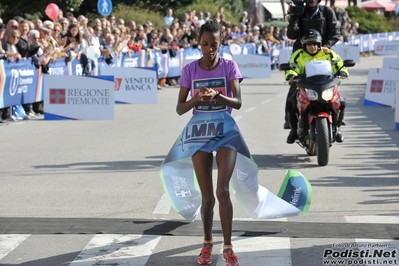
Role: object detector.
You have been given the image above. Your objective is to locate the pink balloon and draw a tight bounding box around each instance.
[45,3,60,21]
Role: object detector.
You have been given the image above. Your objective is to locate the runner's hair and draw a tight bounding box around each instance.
[199,19,222,39]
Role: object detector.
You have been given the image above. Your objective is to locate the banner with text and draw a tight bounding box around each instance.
[0,59,42,108]
[43,75,114,120]
[101,67,158,104]
[232,54,271,78]
[364,68,398,106]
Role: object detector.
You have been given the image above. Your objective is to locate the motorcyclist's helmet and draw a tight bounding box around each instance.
[302,29,322,55]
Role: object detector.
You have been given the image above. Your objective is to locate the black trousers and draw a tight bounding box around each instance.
[285,83,297,124]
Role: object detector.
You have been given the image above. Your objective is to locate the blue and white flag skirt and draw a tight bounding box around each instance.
[159,112,312,222]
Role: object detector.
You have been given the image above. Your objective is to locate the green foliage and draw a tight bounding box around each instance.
[0,0,84,21]
[346,6,393,33]
[110,4,167,29]
[174,0,241,26]
[24,12,43,21]
[264,20,288,29]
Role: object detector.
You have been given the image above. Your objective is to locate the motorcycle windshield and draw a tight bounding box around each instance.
[305,60,332,77]
[297,75,340,91]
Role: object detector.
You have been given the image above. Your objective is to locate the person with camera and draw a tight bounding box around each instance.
[284,29,348,144]
[283,0,341,129]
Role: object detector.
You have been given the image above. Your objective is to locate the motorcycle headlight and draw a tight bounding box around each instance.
[322,88,334,101]
[306,89,318,101]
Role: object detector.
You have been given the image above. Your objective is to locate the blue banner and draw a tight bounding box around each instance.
[0,59,41,108]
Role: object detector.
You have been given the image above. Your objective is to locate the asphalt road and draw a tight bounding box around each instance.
[0,54,398,266]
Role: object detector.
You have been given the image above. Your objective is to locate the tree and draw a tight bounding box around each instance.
[0,0,84,21]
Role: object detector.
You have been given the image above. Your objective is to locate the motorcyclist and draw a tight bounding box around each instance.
[283,0,341,129]
[284,29,348,144]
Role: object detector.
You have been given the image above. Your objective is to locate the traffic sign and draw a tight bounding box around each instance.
[395,3,399,15]
[97,0,112,17]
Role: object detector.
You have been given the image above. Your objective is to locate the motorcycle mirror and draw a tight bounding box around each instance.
[343,59,356,67]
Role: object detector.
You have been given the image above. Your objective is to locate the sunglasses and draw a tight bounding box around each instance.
[306,43,318,46]
[11,25,18,29]
[53,29,60,32]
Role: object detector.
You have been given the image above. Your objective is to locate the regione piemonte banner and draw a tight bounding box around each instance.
[43,75,115,120]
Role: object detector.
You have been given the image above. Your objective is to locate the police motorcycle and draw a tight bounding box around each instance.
[279,59,356,166]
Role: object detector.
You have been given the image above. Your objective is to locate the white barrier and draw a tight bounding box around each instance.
[364,68,398,107]
[101,67,158,104]
[373,41,399,55]
[332,44,360,62]
[232,54,271,78]
[43,75,115,120]
[382,57,399,69]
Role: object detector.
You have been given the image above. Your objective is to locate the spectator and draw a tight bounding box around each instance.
[100,33,116,65]
[3,29,22,61]
[17,20,31,57]
[101,27,111,44]
[127,32,143,52]
[58,9,64,20]
[219,14,230,28]
[3,19,18,42]
[116,18,125,27]
[59,18,69,37]
[265,26,280,44]
[204,12,211,22]
[108,15,116,29]
[147,29,160,49]
[0,24,16,123]
[3,29,23,121]
[249,25,262,44]
[128,20,136,31]
[164,8,174,27]
[90,25,103,49]
[34,19,42,30]
[350,22,359,35]
[197,12,206,27]
[239,11,249,25]
[26,29,55,115]
[273,27,282,41]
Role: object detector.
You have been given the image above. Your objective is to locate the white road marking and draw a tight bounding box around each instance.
[277,93,286,97]
[245,107,257,113]
[69,234,161,266]
[215,236,292,266]
[261,99,272,104]
[234,116,242,122]
[234,217,288,222]
[152,193,171,215]
[0,234,30,260]
[345,216,399,224]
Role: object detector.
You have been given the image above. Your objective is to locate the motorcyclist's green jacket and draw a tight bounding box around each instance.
[284,48,349,80]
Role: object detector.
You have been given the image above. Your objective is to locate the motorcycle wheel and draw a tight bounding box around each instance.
[316,118,330,166]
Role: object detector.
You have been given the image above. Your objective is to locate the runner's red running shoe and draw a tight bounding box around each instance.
[198,242,213,265]
[223,248,239,266]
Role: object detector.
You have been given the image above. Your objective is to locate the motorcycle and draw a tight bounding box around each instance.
[280,59,356,166]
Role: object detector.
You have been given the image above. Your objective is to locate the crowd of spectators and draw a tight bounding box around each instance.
[0,5,359,122]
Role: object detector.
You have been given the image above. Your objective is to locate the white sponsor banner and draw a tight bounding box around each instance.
[364,68,398,107]
[382,57,399,69]
[233,54,271,78]
[101,67,158,104]
[43,75,114,120]
[374,41,399,55]
[332,44,360,62]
